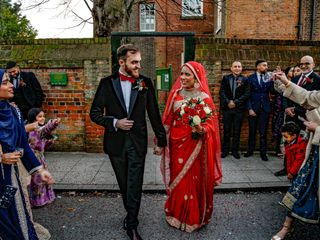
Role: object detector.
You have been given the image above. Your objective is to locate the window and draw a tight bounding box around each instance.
[182,0,203,17]
[215,0,223,34]
[140,4,156,32]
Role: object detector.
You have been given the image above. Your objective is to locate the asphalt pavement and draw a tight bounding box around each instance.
[33,192,320,240]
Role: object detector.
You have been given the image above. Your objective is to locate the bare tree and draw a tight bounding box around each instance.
[22,0,226,37]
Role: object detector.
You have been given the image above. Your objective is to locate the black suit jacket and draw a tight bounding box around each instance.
[219,74,250,112]
[90,72,167,156]
[283,72,320,116]
[11,71,45,119]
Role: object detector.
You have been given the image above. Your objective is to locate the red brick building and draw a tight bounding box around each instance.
[131,0,320,41]
[127,0,320,104]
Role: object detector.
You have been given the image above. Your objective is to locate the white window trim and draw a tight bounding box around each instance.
[182,0,204,17]
[140,3,156,32]
[215,0,222,34]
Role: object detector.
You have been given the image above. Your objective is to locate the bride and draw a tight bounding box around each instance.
[160,61,222,232]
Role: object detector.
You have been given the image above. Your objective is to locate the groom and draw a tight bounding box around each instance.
[90,44,167,240]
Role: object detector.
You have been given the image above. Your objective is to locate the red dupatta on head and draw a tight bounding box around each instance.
[161,61,222,192]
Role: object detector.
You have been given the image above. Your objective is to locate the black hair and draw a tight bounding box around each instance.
[284,66,293,76]
[280,121,300,136]
[27,108,43,124]
[6,61,17,70]
[255,59,267,67]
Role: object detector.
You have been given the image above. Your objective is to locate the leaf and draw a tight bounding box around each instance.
[66,207,76,212]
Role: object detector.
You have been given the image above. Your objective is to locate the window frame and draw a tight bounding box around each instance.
[140,3,156,32]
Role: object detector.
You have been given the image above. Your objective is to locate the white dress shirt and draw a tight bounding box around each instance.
[113,71,132,129]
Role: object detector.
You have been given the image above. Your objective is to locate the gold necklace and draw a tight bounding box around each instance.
[180,88,202,99]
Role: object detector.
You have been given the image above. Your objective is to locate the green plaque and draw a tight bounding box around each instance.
[156,65,172,91]
[50,72,68,86]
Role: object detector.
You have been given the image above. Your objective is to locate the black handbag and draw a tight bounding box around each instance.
[0,144,18,209]
[0,185,17,208]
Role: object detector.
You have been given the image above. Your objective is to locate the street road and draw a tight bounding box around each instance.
[33,191,319,240]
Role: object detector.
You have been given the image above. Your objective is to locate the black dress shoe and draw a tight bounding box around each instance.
[221,152,228,158]
[123,218,127,230]
[274,168,287,176]
[232,152,240,159]
[127,229,143,240]
[244,151,253,157]
[261,154,269,161]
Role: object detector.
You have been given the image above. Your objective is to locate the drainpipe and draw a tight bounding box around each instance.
[310,0,316,40]
[297,0,302,40]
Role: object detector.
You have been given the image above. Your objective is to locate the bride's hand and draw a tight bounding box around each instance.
[194,125,205,134]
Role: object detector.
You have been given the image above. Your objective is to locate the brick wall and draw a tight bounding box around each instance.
[300,0,320,40]
[225,0,299,40]
[0,38,110,152]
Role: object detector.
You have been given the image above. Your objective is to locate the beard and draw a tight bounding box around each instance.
[125,64,140,78]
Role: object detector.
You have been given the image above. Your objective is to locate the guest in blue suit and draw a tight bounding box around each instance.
[244,59,274,161]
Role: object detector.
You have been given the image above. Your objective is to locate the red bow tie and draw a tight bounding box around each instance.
[119,73,136,84]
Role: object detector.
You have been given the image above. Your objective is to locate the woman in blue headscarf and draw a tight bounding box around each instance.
[0,69,54,240]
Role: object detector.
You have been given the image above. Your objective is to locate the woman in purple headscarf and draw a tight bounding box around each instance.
[0,70,54,240]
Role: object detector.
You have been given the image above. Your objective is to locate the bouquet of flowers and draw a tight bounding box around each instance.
[176,97,213,139]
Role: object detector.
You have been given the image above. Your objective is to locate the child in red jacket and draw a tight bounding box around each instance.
[280,122,308,181]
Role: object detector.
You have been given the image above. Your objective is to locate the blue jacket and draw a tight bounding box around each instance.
[247,72,274,113]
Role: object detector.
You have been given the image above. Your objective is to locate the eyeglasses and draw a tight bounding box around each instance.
[299,62,311,67]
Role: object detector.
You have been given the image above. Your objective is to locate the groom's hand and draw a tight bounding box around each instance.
[116,118,134,130]
[153,146,163,155]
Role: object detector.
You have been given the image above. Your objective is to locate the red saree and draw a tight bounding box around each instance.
[161,61,222,232]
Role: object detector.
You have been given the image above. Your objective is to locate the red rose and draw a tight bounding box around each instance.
[306,77,312,84]
[189,108,196,116]
[182,114,189,124]
[199,109,206,119]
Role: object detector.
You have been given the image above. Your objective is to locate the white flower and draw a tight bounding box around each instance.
[193,115,201,125]
[199,99,205,105]
[204,106,212,115]
[180,109,185,116]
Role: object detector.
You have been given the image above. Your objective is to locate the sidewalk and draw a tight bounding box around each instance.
[45,149,289,191]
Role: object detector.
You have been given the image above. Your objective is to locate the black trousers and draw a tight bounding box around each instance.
[109,135,145,229]
[247,109,269,154]
[222,109,244,153]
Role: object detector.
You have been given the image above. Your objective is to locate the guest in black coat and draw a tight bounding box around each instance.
[219,61,250,159]
[283,55,320,130]
[6,61,45,120]
[90,44,167,240]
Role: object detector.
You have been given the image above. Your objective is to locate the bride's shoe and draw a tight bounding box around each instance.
[271,224,294,240]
